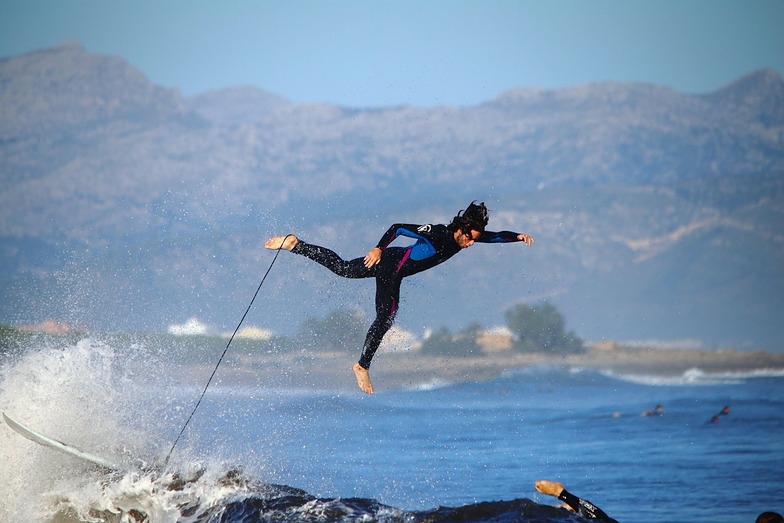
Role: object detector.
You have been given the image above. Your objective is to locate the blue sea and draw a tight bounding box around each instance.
[1,337,783,522]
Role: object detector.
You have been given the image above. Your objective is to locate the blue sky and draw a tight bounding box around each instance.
[1,0,783,107]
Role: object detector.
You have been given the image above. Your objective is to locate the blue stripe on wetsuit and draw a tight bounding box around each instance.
[391,227,437,261]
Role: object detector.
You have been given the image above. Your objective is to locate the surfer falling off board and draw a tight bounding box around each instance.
[265,201,534,394]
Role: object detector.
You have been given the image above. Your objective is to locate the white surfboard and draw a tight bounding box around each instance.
[2,411,128,472]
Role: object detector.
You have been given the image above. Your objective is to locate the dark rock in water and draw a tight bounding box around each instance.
[412,498,582,523]
[133,467,589,522]
[207,484,588,523]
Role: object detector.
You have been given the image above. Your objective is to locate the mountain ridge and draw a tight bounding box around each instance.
[1,43,782,349]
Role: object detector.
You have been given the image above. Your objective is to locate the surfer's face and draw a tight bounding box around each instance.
[455,228,480,249]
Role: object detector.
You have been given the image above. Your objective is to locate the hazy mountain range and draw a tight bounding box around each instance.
[2,42,783,350]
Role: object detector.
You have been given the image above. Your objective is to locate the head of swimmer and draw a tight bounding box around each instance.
[450,201,488,248]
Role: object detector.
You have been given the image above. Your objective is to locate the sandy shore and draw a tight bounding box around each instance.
[201,344,784,393]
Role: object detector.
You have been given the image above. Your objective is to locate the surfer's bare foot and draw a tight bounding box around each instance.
[535,480,565,498]
[264,235,298,251]
[352,363,374,394]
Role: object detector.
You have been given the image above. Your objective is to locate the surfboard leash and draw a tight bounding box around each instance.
[163,235,292,469]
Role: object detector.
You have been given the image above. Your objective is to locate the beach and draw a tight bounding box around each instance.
[211,343,784,392]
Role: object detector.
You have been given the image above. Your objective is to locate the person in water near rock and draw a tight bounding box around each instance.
[265,201,534,394]
[756,512,784,523]
[535,480,619,523]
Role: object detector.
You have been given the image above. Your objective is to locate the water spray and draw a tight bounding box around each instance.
[163,235,291,468]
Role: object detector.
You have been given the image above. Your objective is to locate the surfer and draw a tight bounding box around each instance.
[535,480,619,523]
[709,404,731,424]
[265,201,534,394]
[641,404,663,416]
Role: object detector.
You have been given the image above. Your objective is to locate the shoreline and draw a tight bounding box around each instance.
[5,328,783,392]
[199,344,784,392]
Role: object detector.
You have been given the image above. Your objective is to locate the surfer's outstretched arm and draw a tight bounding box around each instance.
[535,481,619,523]
[476,230,534,246]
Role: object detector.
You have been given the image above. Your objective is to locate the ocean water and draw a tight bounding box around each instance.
[1,337,783,522]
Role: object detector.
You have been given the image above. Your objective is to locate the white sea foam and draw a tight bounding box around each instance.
[598,366,784,386]
[0,337,204,521]
[406,377,455,391]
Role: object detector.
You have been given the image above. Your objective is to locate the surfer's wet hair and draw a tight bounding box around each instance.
[449,201,489,234]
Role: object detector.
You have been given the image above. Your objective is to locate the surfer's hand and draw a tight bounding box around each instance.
[518,234,534,246]
[364,248,382,268]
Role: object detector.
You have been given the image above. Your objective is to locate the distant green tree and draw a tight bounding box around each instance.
[296,309,367,352]
[0,324,27,358]
[504,301,584,354]
[420,322,483,357]
[0,324,15,338]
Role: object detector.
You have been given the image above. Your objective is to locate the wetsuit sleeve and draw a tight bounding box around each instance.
[558,489,619,523]
[376,224,427,250]
[475,230,523,243]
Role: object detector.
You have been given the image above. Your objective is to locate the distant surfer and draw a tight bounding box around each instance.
[641,404,663,416]
[265,201,534,394]
[710,404,730,423]
[535,480,619,522]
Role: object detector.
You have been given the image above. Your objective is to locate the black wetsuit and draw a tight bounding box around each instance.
[292,223,523,369]
[558,489,619,523]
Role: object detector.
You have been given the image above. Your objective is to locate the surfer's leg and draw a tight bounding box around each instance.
[265,235,299,251]
[357,307,396,370]
[354,275,400,394]
[290,240,372,279]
